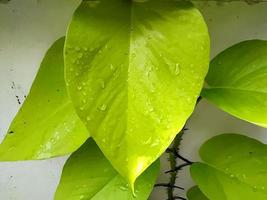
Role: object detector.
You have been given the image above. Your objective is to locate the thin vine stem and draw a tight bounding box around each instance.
[162,96,202,200]
[167,128,186,200]
[164,126,193,200]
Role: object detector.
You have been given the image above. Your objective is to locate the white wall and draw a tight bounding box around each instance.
[0,1,267,199]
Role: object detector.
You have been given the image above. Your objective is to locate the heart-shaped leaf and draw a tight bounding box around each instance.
[191,134,267,200]
[202,40,267,127]
[65,0,209,188]
[0,37,89,160]
[54,139,160,200]
[187,186,208,200]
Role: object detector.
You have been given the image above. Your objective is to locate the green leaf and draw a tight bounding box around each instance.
[190,134,267,200]
[187,186,209,200]
[65,0,209,187]
[54,138,160,200]
[202,40,267,127]
[0,37,89,160]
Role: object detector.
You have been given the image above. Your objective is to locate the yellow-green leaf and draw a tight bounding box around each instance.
[191,134,267,200]
[54,139,160,200]
[0,38,89,160]
[65,0,209,188]
[202,40,267,127]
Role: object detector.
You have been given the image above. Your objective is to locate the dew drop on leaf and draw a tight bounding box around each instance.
[100,80,105,89]
[174,63,180,75]
[119,185,128,191]
[99,104,107,111]
[110,64,115,71]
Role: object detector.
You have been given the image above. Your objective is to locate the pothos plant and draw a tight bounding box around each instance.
[1,0,267,200]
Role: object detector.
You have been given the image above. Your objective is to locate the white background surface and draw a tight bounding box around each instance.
[0,1,267,199]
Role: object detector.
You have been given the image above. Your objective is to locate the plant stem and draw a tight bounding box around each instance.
[165,96,202,199]
[167,127,187,200]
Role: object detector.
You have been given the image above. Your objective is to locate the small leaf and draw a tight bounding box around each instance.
[191,134,267,200]
[54,139,160,200]
[202,40,267,127]
[65,0,209,187]
[187,186,208,200]
[0,38,89,160]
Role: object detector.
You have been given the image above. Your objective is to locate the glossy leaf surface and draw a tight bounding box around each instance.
[191,134,267,200]
[55,139,159,200]
[0,38,89,160]
[202,40,267,127]
[65,0,209,187]
[187,186,208,200]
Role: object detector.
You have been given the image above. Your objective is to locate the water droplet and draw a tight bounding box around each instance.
[110,64,115,71]
[77,86,82,91]
[82,99,87,104]
[99,104,107,111]
[186,97,192,103]
[149,107,154,112]
[79,107,84,111]
[151,139,160,147]
[119,185,128,191]
[75,47,81,51]
[84,47,88,51]
[146,66,152,77]
[8,146,15,152]
[100,80,105,89]
[143,137,152,145]
[79,195,85,199]
[253,186,258,192]
[230,174,235,178]
[174,63,180,75]
[86,116,91,121]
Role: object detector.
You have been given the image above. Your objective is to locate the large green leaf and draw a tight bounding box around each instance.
[202,40,267,127]
[187,186,209,200]
[190,134,267,200]
[54,138,159,200]
[0,37,89,160]
[65,0,209,188]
